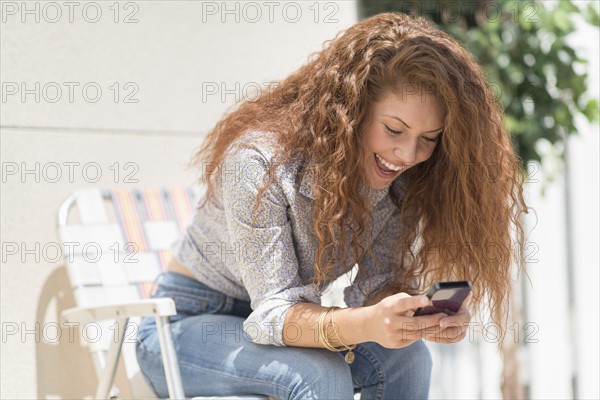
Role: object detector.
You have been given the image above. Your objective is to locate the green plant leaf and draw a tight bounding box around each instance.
[586,2,600,26]
[583,99,600,123]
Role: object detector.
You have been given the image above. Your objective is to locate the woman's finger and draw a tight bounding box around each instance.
[424,325,467,343]
[439,308,471,329]
[387,293,430,314]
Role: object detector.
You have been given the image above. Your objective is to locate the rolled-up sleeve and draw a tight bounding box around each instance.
[221,142,320,346]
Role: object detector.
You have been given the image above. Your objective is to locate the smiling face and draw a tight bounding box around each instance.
[362,90,445,189]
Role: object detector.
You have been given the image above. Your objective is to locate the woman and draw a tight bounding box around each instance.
[136,12,528,400]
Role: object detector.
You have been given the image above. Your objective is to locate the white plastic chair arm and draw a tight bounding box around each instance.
[61,298,176,325]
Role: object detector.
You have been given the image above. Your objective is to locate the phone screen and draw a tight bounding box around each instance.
[413,281,471,316]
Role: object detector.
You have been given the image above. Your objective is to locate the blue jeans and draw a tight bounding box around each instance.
[136,272,432,399]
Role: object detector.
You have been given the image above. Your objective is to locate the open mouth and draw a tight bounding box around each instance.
[374,153,403,178]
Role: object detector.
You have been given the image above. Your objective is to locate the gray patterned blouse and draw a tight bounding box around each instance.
[172,130,406,346]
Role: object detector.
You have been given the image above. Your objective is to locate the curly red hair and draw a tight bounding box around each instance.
[191,12,528,334]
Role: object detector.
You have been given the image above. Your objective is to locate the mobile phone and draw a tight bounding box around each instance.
[413,281,472,316]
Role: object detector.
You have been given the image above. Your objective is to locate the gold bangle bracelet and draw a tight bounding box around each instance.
[330,307,357,364]
[318,307,343,352]
[317,306,357,364]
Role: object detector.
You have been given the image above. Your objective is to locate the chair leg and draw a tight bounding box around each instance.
[91,351,120,399]
[155,315,185,399]
[95,317,128,399]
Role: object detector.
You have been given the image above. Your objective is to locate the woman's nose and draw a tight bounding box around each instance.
[394,141,418,164]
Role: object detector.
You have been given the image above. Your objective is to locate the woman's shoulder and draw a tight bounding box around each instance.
[224,129,306,183]
[222,130,282,170]
[228,129,279,155]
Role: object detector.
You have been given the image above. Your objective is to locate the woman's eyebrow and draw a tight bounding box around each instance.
[384,115,444,133]
[424,127,444,134]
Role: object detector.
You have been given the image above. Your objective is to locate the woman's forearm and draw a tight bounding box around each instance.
[283,292,448,349]
[282,302,373,348]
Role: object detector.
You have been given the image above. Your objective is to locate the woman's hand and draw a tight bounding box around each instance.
[421,304,472,344]
[366,292,446,349]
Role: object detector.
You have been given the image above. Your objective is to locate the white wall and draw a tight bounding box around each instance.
[0,2,358,398]
[2,1,598,399]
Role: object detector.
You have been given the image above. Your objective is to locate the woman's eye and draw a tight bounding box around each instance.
[384,125,402,136]
[423,136,439,143]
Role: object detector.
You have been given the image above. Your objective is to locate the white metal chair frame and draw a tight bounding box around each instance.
[61,298,184,399]
[57,188,268,400]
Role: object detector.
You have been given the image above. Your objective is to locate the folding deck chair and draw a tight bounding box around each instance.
[58,186,269,400]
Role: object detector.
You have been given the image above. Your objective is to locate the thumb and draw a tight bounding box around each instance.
[388,292,429,314]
